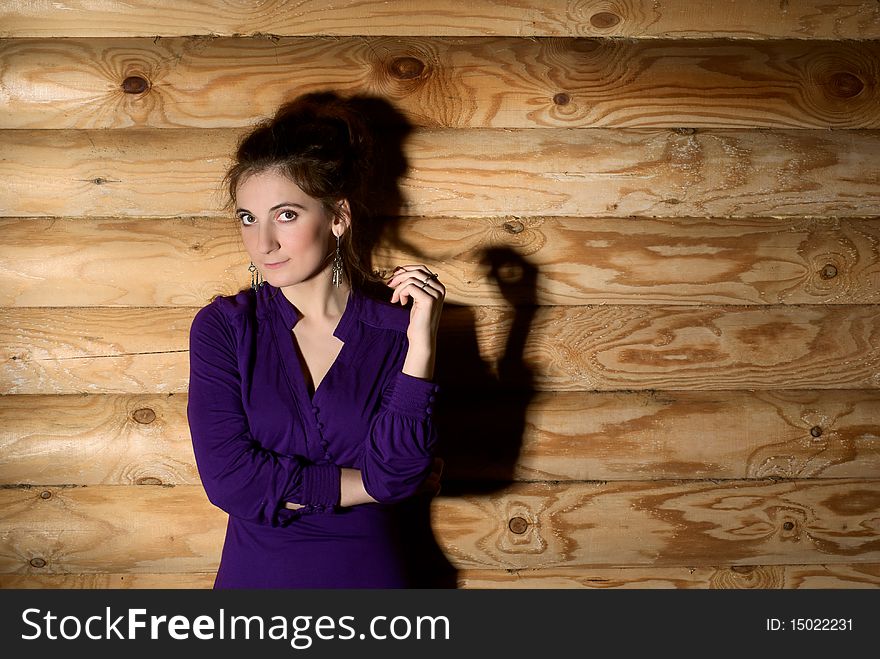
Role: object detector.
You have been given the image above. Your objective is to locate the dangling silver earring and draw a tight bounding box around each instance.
[248,261,264,293]
[331,234,344,288]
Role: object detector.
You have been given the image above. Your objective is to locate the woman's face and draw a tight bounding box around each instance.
[235,169,343,289]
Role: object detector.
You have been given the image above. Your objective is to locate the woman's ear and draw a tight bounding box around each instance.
[334,199,352,236]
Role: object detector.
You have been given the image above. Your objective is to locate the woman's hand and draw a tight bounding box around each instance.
[386,264,446,379]
[415,457,444,497]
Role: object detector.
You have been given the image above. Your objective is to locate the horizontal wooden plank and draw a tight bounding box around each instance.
[0,218,249,308]
[2,480,878,573]
[2,304,878,394]
[3,37,878,129]
[4,563,880,589]
[0,394,198,486]
[458,564,880,588]
[0,572,216,589]
[2,390,879,484]
[3,128,879,219]
[0,486,224,575]
[0,307,192,394]
[3,1,878,39]
[3,216,879,307]
[437,478,880,569]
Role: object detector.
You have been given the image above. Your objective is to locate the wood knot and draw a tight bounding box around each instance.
[122,75,150,94]
[29,557,47,568]
[389,56,426,80]
[132,407,156,424]
[590,11,621,29]
[553,92,570,106]
[136,476,163,485]
[731,565,755,574]
[826,72,864,98]
[810,425,822,437]
[93,177,108,185]
[819,264,838,279]
[508,516,529,534]
[673,127,697,135]
[502,220,524,234]
[782,521,795,531]
[39,490,52,500]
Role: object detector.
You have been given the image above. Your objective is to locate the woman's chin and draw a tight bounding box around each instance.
[263,272,304,289]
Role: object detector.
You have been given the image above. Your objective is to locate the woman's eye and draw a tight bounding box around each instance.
[277,210,298,222]
[238,213,256,226]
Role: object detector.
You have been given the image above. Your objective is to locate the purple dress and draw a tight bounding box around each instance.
[186,282,440,588]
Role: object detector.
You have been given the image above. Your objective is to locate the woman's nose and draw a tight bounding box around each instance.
[257,220,279,253]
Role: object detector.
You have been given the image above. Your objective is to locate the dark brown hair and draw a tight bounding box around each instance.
[224,91,384,292]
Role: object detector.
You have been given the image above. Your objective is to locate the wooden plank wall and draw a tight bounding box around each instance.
[1,1,879,589]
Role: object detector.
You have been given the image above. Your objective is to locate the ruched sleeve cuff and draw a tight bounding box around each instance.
[271,462,340,525]
[387,372,440,419]
[299,462,341,511]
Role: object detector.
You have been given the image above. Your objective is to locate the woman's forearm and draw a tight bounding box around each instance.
[402,342,435,380]
[286,467,377,509]
[339,467,377,507]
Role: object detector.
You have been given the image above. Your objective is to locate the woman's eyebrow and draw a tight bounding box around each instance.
[269,202,307,211]
[235,202,308,214]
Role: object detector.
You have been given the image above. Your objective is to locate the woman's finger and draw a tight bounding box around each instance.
[386,265,439,286]
[390,276,442,305]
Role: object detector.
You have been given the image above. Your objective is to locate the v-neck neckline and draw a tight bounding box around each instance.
[266,285,356,405]
[292,327,345,403]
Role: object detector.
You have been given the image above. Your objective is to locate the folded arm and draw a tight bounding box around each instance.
[187,303,340,526]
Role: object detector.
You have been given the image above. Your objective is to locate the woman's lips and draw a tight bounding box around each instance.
[263,260,289,269]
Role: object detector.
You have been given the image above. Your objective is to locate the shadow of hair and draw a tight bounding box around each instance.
[318,93,539,588]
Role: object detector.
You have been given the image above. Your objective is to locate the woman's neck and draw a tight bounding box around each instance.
[280,278,351,324]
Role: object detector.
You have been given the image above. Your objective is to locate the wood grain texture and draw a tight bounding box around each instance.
[0,394,197,486]
[437,479,880,569]
[0,572,216,589]
[0,218,249,307]
[457,564,880,588]
[2,128,879,219]
[2,481,878,573]
[4,564,879,589]
[0,307,191,394]
[0,486,224,575]
[3,1,878,39]
[3,37,878,129]
[386,215,880,305]
[3,215,880,307]
[2,390,878,484]
[3,0,876,594]
[2,304,878,394]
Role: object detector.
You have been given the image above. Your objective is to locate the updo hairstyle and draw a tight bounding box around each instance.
[224,91,382,291]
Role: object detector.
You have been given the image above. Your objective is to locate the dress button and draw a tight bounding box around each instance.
[312,405,320,413]
[428,395,436,403]
[425,406,433,415]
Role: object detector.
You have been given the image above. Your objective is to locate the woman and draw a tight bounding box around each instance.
[186,92,446,588]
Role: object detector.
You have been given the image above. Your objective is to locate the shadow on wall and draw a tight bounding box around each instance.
[343,94,538,588]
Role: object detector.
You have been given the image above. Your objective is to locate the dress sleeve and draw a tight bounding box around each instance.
[186,303,340,526]
[359,337,441,504]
